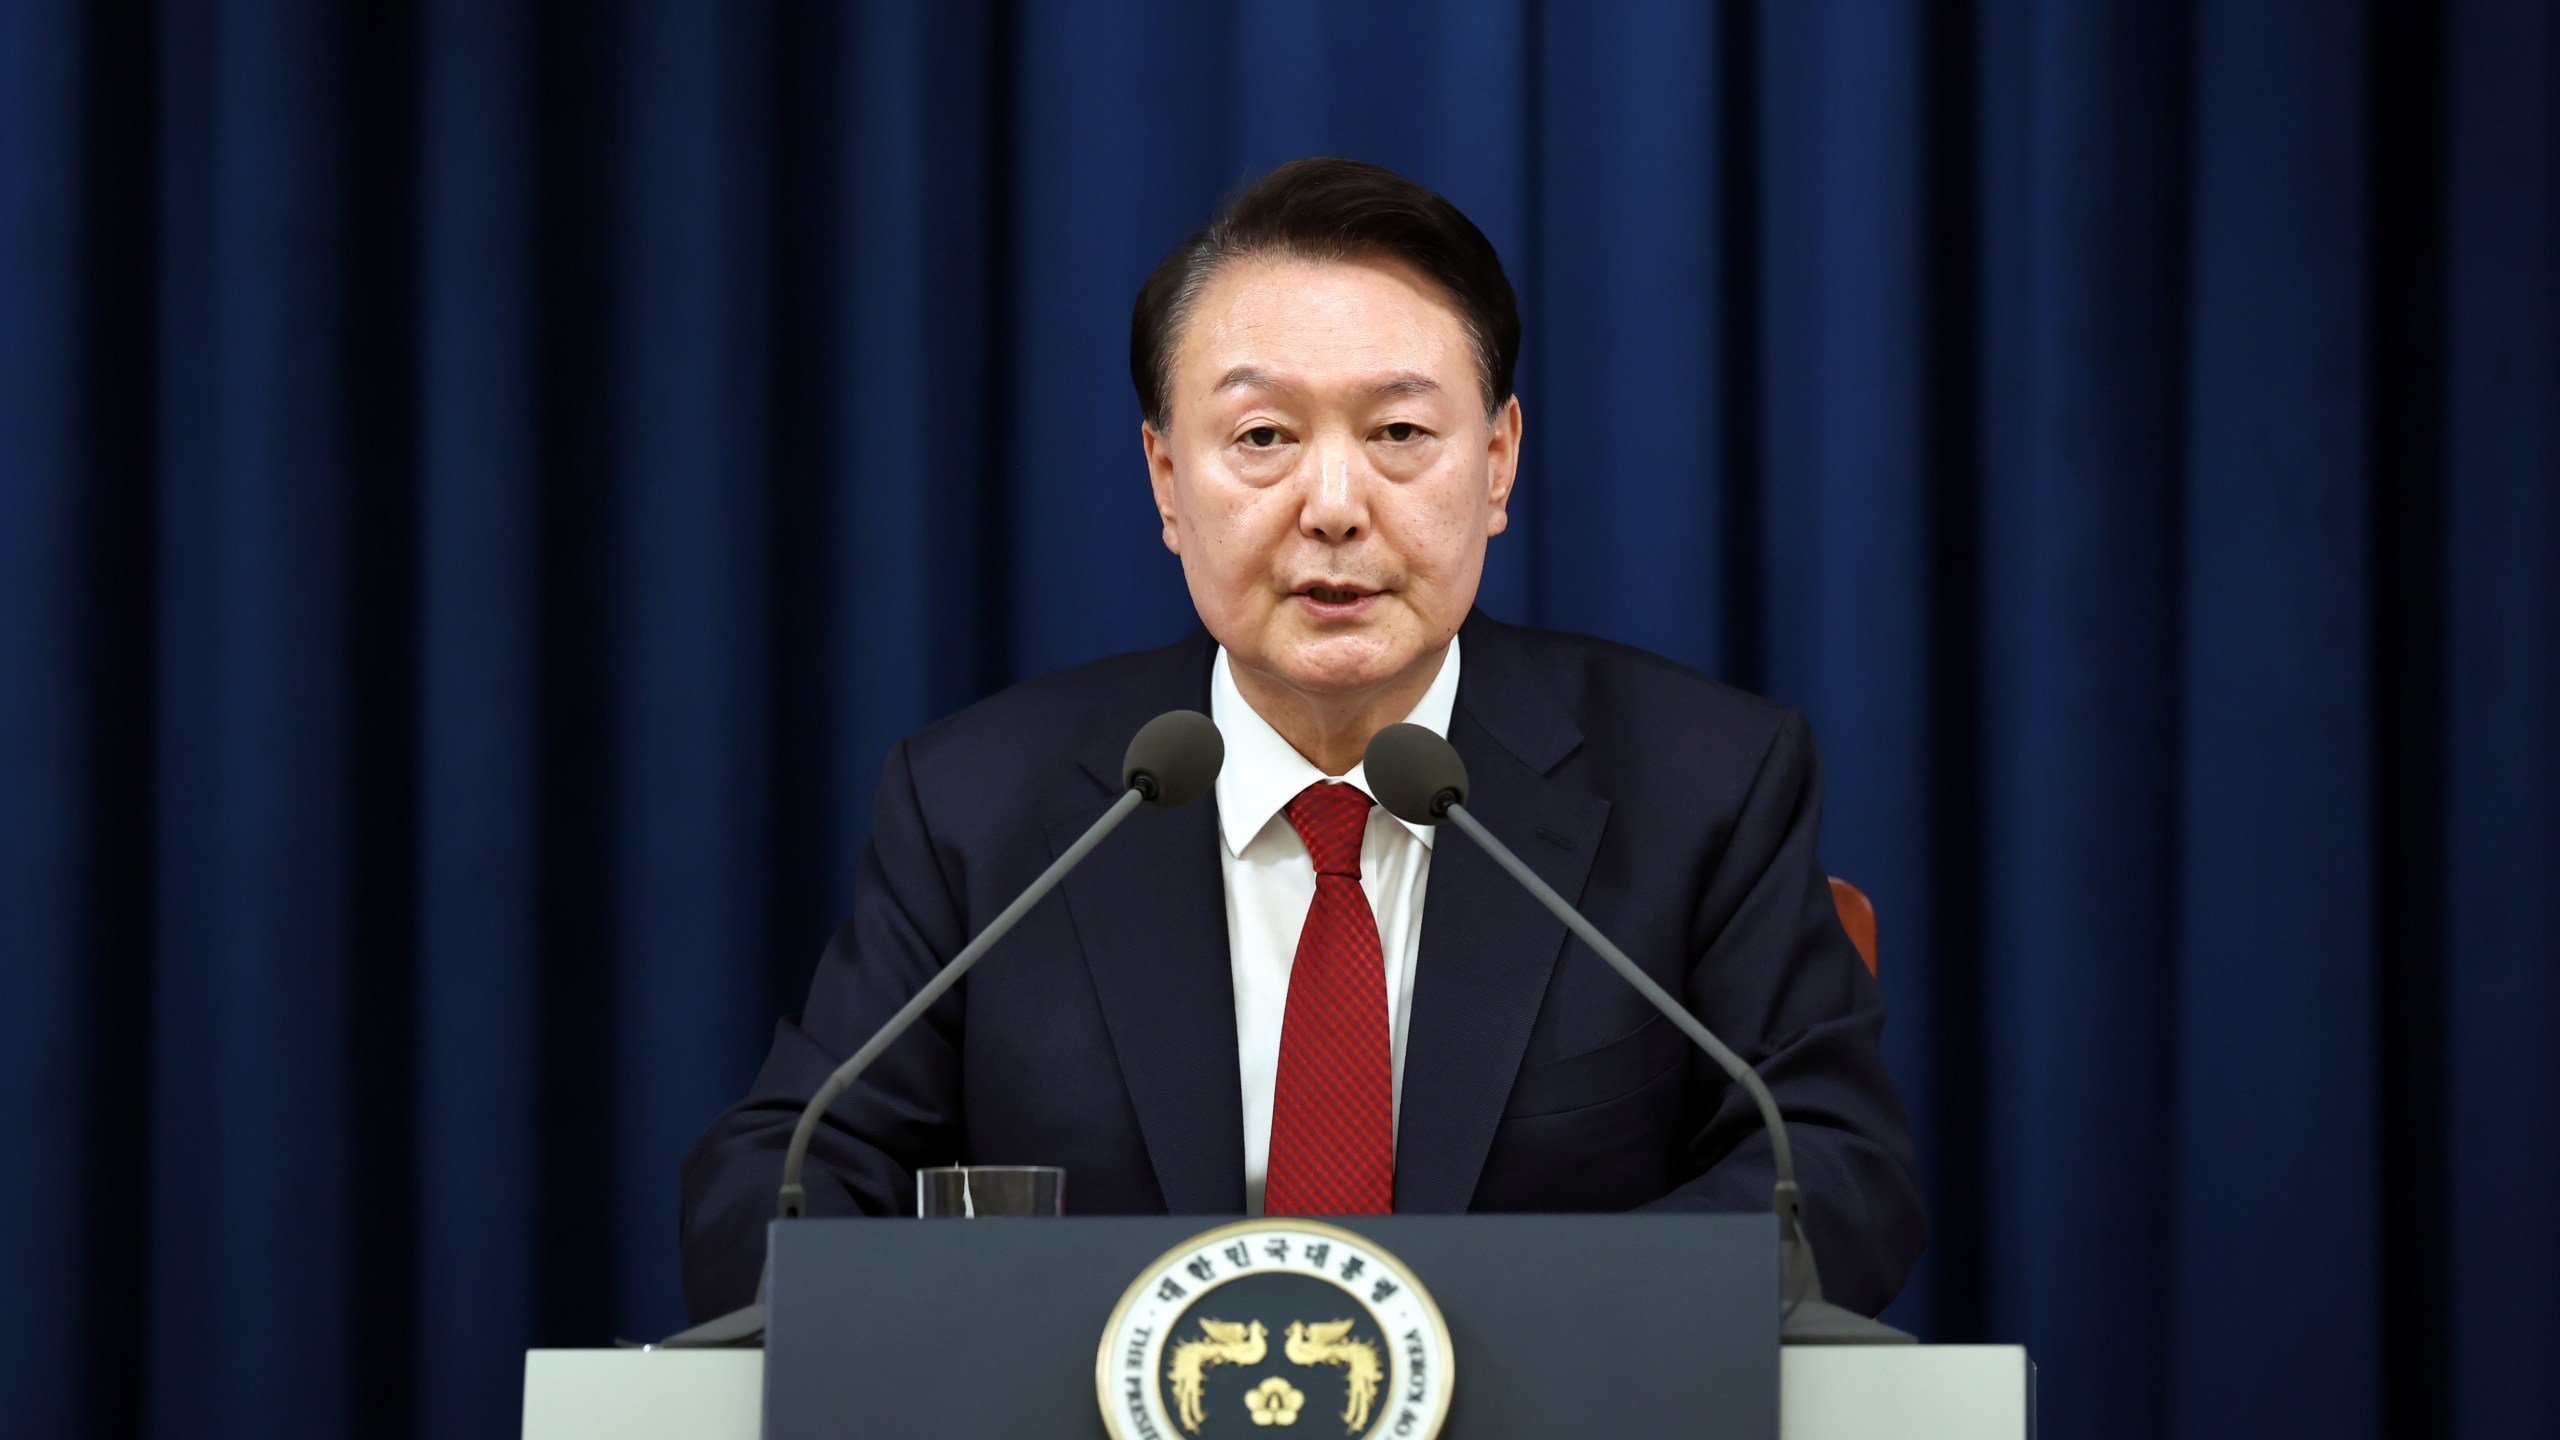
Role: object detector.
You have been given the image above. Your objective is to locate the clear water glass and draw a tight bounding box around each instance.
[915,1165,1066,1218]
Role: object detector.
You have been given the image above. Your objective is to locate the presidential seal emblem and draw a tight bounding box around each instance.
[1097,1219,1454,1440]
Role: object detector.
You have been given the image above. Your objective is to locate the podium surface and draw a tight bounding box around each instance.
[528,1215,2029,1439]
[764,1215,1774,1438]
[523,1346,2032,1440]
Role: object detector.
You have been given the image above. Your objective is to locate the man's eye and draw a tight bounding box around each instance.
[1242,426,1283,448]
[1380,423,1423,443]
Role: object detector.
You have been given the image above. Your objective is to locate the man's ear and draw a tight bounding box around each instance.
[1142,420,1182,555]
[1483,395,1522,537]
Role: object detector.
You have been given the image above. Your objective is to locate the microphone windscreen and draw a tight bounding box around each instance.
[1363,723,1468,823]
[1123,710,1224,809]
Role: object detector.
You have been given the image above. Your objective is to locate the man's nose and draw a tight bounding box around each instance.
[1299,443,1372,542]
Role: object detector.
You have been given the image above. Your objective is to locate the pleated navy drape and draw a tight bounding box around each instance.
[4,3,2555,1438]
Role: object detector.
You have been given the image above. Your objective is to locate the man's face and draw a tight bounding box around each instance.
[1143,254,1520,706]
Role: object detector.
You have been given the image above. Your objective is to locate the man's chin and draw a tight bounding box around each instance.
[1251,632,1438,701]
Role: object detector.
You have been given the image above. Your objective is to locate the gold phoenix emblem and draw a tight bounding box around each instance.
[1098,1220,1452,1440]
[1243,1376,1305,1426]
[1167,1319,1267,1433]
[1285,1320,1383,1433]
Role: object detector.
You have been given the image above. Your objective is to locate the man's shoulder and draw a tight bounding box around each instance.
[1469,615,1795,752]
[897,629,1215,801]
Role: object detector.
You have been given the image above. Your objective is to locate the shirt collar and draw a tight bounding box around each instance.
[1209,635,1463,858]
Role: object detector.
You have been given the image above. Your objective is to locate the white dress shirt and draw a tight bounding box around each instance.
[1210,637,1462,1215]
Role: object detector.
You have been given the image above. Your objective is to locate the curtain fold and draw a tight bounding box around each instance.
[414,0,540,1426]
[2445,0,2560,1431]
[1972,3,2186,1431]
[2174,5,2383,1435]
[3,3,2553,1437]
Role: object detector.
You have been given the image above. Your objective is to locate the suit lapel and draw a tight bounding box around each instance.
[1053,790,1246,1212]
[1045,629,1246,1213]
[1394,615,1607,1212]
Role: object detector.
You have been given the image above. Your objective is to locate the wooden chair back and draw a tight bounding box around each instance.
[1828,877,1879,977]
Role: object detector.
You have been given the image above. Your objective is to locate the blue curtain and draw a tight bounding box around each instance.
[4,2,2554,1437]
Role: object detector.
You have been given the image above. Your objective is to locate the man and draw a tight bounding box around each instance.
[680,158,1924,1320]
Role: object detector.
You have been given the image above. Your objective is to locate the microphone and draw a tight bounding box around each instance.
[1362,723,1913,1345]
[650,710,1223,1349]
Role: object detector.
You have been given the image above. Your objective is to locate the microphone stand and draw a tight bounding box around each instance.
[645,786,1149,1349]
[1435,800,1914,1345]
[649,699,1230,1350]
[777,785,1145,1221]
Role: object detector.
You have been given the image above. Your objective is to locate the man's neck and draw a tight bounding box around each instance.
[1229,645,1452,777]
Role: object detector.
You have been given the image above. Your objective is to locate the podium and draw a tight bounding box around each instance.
[524,1216,2033,1438]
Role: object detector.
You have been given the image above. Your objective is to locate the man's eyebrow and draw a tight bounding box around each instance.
[1367,373,1443,399]
[1207,367,1445,399]
[1213,365,1287,394]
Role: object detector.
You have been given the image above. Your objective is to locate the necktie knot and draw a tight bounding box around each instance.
[1284,781,1373,879]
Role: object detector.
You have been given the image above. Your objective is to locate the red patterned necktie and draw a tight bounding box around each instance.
[1263,780,1395,1216]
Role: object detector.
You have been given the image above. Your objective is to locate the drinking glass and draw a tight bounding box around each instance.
[915,1165,1066,1218]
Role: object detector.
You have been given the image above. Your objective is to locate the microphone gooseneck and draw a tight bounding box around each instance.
[651,711,1223,1350]
[778,708,1225,1222]
[1361,722,1912,1345]
[770,786,1148,1222]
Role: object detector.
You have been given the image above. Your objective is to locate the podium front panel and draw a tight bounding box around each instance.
[764,1213,1778,1439]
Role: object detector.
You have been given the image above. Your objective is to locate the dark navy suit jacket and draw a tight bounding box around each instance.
[679,612,1926,1319]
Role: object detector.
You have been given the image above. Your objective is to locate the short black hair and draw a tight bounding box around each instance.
[1129,157,1521,430]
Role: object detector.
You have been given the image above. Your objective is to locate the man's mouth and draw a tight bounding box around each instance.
[1297,583,1378,605]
